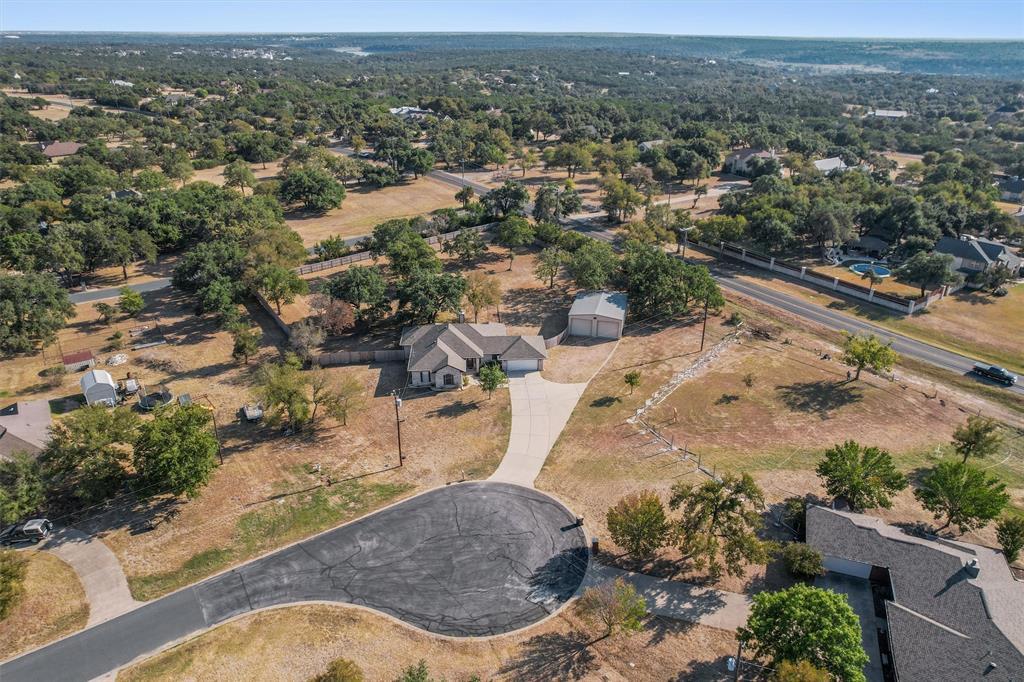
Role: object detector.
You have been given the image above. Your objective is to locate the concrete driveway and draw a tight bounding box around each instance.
[43,527,140,626]
[490,371,587,487]
[1,482,588,682]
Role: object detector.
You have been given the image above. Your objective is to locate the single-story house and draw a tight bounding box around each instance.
[724,148,776,175]
[933,235,1022,278]
[108,189,143,201]
[845,234,890,259]
[568,291,628,339]
[38,141,84,160]
[62,349,97,372]
[81,369,118,406]
[388,106,435,122]
[399,322,547,389]
[807,505,1024,681]
[813,156,849,173]
[866,109,909,119]
[638,139,665,153]
[0,400,51,461]
[996,177,1023,202]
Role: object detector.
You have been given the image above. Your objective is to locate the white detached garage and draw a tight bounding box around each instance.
[568,291,627,339]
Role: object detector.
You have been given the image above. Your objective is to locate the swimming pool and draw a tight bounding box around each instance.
[848,262,892,277]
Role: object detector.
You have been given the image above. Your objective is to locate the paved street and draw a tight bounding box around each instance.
[67,277,171,304]
[0,482,588,682]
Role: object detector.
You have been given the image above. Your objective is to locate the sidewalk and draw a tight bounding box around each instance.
[44,527,140,626]
[584,563,751,632]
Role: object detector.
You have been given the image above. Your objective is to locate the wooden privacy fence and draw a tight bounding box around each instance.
[316,349,406,366]
[296,221,498,275]
[697,239,945,314]
[544,325,571,349]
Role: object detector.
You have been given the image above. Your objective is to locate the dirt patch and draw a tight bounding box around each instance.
[117,604,737,682]
[543,337,618,384]
[0,551,89,660]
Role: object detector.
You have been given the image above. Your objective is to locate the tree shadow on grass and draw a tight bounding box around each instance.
[426,399,481,419]
[497,630,597,680]
[714,393,740,405]
[669,655,736,681]
[590,395,622,408]
[775,380,862,419]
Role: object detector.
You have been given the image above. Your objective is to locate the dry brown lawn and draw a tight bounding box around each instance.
[284,176,461,246]
[26,105,72,121]
[537,299,1024,590]
[117,604,737,682]
[0,551,89,660]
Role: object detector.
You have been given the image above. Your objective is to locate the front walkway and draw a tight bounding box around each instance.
[490,371,587,488]
[585,563,751,631]
[44,527,140,626]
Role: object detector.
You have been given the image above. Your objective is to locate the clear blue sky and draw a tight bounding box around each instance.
[1,1,1021,39]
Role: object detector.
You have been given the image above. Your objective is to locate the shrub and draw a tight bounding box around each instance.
[312,658,364,682]
[781,542,824,580]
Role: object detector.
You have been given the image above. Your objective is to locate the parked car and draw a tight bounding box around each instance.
[972,363,1018,386]
[0,519,53,546]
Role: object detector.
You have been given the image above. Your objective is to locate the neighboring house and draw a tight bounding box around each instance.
[638,139,665,153]
[388,106,435,121]
[0,400,51,461]
[399,322,547,389]
[109,79,134,88]
[996,177,1023,202]
[724,148,775,175]
[62,349,96,372]
[108,189,143,201]
[867,109,909,119]
[933,235,1022,278]
[81,369,118,406]
[568,291,628,339]
[37,141,83,160]
[813,156,849,173]
[845,234,890,259]
[807,505,1024,682]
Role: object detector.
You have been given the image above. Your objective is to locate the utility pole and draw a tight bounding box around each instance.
[198,394,223,465]
[700,295,710,352]
[393,391,404,467]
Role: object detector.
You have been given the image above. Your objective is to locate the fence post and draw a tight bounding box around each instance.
[799,266,806,280]
[769,257,775,271]
[719,241,725,254]
[868,288,875,301]
[832,277,840,290]
[908,300,915,314]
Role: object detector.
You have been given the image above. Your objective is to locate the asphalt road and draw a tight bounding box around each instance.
[568,216,1024,397]
[0,482,588,682]
[67,278,171,304]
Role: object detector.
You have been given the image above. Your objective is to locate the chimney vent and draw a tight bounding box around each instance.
[965,558,980,578]
[458,309,466,323]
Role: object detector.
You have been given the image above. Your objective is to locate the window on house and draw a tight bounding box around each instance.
[466,358,476,370]
[443,373,455,386]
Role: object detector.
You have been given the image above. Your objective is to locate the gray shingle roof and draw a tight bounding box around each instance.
[400,323,546,373]
[807,506,1024,681]
[934,236,1022,271]
[568,291,628,321]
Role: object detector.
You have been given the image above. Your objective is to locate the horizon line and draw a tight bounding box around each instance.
[2,30,1023,42]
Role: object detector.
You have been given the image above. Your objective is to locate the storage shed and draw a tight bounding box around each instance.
[568,291,628,339]
[62,349,96,372]
[81,369,118,407]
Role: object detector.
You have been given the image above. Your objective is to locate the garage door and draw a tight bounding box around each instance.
[506,359,539,372]
[569,317,592,336]
[596,320,619,339]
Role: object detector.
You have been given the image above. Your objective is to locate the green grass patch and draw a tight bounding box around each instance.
[128,547,236,602]
[127,480,411,601]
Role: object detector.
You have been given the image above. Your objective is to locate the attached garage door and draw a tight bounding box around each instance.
[569,317,592,336]
[596,320,619,339]
[506,359,539,372]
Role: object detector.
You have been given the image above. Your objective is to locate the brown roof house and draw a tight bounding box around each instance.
[807,505,1024,681]
[0,400,52,460]
[399,323,546,390]
[38,141,84,160]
